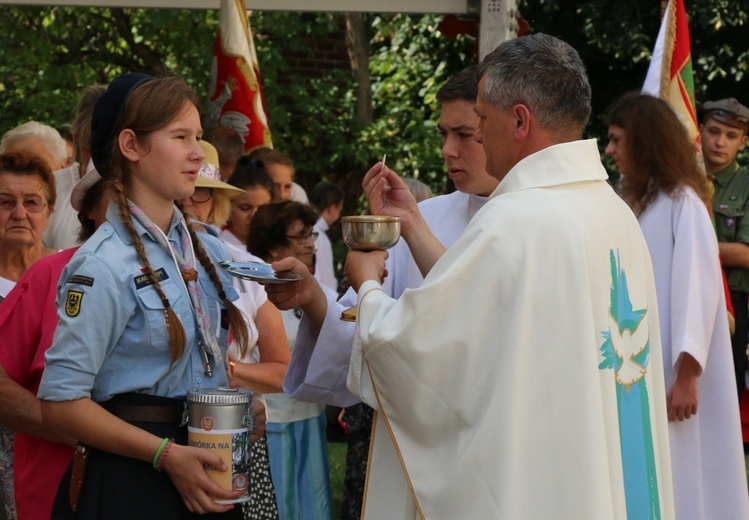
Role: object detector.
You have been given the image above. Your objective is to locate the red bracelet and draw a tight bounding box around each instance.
[156,439,173,472]
[228,360,237,377]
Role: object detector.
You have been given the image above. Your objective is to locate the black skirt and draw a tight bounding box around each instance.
[51,394,242,520]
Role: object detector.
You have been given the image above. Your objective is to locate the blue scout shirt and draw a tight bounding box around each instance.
[38,203,238,403]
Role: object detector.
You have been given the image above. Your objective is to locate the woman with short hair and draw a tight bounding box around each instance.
[221,158,274,248]
[247,200,333,520]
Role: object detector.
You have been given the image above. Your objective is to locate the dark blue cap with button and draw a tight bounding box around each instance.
[90,73,154,179]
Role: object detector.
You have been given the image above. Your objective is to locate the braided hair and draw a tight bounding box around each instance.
[111,178,186,362]
[105,76,249,363]
[177,199,250,357]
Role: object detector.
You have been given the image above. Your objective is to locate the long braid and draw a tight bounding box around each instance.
[112,178,187,363]
[177,201,250,359]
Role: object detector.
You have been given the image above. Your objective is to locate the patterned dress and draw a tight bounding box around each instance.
[243,435,279,520]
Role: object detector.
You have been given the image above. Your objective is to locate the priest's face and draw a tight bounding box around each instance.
[474,78,518,182]
[439,99,498,197]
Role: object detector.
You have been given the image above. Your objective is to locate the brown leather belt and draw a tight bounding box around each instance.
[106,404,183,424]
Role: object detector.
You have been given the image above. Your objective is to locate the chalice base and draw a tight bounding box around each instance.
[340,306,357,322]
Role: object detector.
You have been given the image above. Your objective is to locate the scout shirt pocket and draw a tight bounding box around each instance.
[198,277,230,347]
[714,204,745,243]
[134,269,186,350]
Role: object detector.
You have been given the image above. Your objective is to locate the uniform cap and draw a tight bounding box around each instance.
[702,98,749,130]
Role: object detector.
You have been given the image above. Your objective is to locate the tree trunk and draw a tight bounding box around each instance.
[344,12,373,126]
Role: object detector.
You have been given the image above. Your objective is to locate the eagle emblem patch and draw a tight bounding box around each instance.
[65,290,84,317]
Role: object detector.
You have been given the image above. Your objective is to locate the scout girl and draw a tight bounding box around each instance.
[39,73,250,519]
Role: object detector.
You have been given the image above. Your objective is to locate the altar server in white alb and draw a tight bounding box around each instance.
[264,65,498,518]
[606,92,749,520]
[339,34,675,519]
[269,65,498,408]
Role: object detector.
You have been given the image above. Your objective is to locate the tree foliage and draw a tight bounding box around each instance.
[520,0,749,158]
[0,1,747,191]
[0,7,218,131]
[250,12,474,205]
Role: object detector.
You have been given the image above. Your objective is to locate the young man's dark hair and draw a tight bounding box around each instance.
[436,64,478,103]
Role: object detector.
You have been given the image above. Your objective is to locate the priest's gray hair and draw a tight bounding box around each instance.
[477,33,591,139]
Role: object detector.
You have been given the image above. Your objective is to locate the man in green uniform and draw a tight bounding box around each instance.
[703,97,749,398]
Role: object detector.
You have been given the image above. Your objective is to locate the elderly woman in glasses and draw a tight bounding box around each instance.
[246,200,333,520]
[0,152,57,301]
[0,151,57,519]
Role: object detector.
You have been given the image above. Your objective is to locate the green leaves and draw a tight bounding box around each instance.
[0,6,218,134]
[1,2,746,191]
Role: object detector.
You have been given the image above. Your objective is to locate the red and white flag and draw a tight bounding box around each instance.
[207,0,272,153]
[642,0,699,145]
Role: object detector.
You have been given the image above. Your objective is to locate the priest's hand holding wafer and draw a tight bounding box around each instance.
[363,161,420,235]
[363,161,447,277]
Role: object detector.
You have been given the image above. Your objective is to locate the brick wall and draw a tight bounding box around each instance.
[285,16,351,78]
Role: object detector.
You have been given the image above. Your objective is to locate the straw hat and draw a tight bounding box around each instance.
[197,140,245,198]
[70,159,103,212]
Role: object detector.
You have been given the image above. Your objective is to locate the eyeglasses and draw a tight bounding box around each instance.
[286,231,319,243]
[0,196,48,213]
[190,187,213,203]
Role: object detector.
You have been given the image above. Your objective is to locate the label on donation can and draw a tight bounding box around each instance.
[187,387,253,504]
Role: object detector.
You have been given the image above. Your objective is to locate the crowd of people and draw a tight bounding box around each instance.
[0,31,747,520]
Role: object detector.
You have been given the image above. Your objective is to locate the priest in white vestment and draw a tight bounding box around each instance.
[340,34,675,520]
[606,93,749,520]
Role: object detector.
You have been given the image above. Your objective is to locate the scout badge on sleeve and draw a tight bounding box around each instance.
[65,290,84,317]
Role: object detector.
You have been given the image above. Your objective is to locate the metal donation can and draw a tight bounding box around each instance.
[187,387,254,504]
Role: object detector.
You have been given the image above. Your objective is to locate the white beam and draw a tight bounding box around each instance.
[0,0,471,13]
[478,0,517,60]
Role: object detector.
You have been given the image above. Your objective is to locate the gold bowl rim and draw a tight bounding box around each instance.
[341,215,401,224]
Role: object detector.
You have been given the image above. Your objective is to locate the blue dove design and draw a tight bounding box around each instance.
[599,249,661,519]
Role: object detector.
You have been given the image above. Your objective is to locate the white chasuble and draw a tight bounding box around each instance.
[350,140,675,520]
[639,188,749,520]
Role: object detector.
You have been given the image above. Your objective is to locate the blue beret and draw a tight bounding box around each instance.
[90,73,153,178]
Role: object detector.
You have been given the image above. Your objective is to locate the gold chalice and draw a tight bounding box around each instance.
[340,215,401,321]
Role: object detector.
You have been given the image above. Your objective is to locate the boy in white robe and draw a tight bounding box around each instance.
[275,65,499,407]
